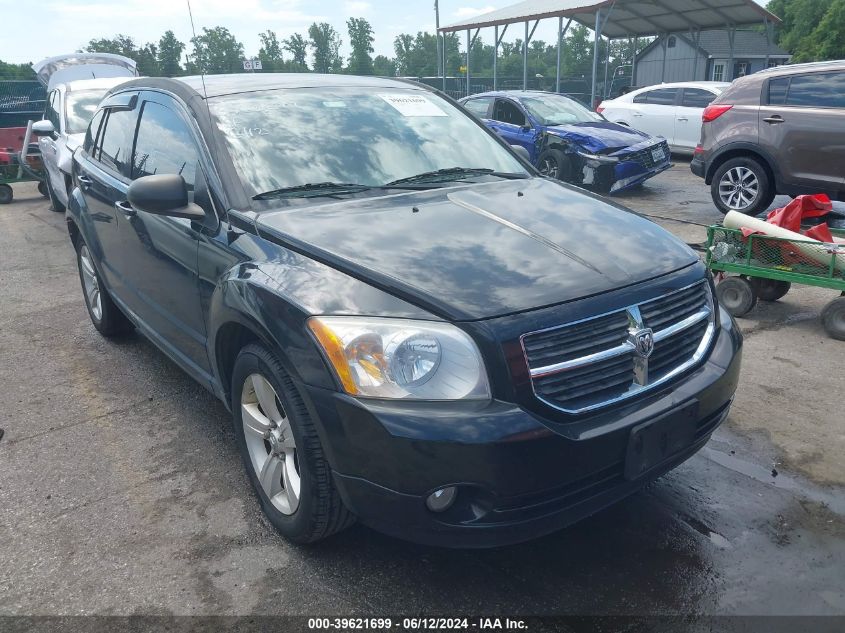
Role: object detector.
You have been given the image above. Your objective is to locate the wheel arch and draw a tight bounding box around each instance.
[705,144,778,188]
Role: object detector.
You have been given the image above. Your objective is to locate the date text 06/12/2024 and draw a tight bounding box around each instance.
[307,618,528,630]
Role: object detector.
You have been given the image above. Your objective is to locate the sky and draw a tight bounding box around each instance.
[2,0,770,66]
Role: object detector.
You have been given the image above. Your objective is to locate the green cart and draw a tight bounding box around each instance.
[0,159,48,204]
[706,225,845,340]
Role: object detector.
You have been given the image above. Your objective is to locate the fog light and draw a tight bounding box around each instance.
[426,486,457,512]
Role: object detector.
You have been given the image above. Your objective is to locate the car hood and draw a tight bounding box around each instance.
[32,54,137,91]
[545,120,651,154]
[255,178,698,321]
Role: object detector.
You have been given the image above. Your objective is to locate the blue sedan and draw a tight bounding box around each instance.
[460,90,672,194]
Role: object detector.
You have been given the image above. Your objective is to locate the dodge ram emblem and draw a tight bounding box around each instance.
[632,329,655,359]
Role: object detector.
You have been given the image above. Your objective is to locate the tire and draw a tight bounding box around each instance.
[0,184,12,204]
[751,279,791,302]
[711,156,775,216]
[716,276,758,317]
[537,148,572,183]
[45,178,65,212]
[821,297,845,341]
[231,343,355,543]
[37,180,49,198]
[75,239,133,337]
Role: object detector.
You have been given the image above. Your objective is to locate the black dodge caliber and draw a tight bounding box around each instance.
[67,74,742,547]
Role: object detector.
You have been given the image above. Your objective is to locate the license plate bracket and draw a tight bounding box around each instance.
[624,401,699,481]
[651,147,666,162]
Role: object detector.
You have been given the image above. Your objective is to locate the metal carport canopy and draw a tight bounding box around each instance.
[439,0,781,103]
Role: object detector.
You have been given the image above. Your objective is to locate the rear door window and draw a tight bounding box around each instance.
[784,72,845,109]
[464,97,493,118]
[84,109,105,153]
[681,88,717,108]
[131,101,198,189]
[641,88,679,106]
[97,109,138,176]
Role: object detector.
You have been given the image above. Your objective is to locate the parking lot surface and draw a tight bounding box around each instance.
[1,164,844,618]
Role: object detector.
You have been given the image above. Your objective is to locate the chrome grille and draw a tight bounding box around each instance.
[521,281,715,414]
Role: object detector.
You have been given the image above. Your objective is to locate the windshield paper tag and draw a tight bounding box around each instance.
[379,94,448,117]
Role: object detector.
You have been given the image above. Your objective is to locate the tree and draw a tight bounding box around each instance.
[0,60,35,80]
[373,55,396,77]
[766,0,845,62]
[258,30,284,72]
[86,34,138,58]
[157,30,185,77]
[347,17,375,75]
[308,23,343,73]
[135,43,159,76]
[812,0,845,61]
[283,33,309,70]
[191,26,245,74]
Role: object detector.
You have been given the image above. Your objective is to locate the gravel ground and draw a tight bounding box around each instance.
[1,167,843,620]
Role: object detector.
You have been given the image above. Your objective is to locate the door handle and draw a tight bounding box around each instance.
[114,200,136,217]
[633,113,643,117]
[763,115,785,124]
[677,117,689,122]
[77,174,92,190]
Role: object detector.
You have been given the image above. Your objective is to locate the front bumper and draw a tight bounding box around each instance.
[302,307,742,548]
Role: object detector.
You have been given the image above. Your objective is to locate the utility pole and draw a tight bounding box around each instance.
[435,0,444,91]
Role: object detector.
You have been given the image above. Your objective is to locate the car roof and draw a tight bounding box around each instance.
[626,81,730,95]
[64,76,135,93]
[461,90,572,101]
[112,73,428,100]
[756,59,845,76]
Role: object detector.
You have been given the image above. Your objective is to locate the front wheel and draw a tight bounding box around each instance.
[231,343,355,543]
[76,240,133,337]
[537,148,572,183]
[711,157,775,216]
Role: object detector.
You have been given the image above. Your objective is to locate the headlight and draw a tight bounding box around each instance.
[576,150,619,164]
[307,317,490,400]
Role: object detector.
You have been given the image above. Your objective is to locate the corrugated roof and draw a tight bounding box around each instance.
[440,0,781,38]
[697,29,789,56]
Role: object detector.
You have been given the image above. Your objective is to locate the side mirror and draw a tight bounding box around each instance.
[32,120,55,136]
[510,145,531,162]
[127,174,206,220]
[520,125,532,133]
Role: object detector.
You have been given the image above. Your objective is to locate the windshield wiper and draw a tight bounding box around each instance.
[252,181,438,200]
[252,182,373,200]
[386,167,527,186]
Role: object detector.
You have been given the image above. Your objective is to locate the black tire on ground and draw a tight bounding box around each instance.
[0,184,12,204]
[45,178,65,212]
[231,343,355,543]
[711,156,776,216]
[37,180,49,198]
[751,279,791,302]
[537,148,573,183]
[821,297,845,341]
[716,276,758,317]
[75,238,133,337]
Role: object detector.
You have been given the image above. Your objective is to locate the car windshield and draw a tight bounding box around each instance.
[520,94,602,126]
[208,87,528,200]
[65,90,105,134]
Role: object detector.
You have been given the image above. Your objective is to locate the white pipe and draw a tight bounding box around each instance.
[723,211,845,272]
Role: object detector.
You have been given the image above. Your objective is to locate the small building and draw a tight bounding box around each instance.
[633,30,791,87]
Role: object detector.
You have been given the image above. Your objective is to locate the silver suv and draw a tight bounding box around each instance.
[691,60,845,215]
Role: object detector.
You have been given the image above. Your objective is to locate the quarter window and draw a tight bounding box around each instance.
[84,109,105,153]
[131,101,198,189]
[97,109,137,175]
[784,72,845,109]
[682,88,717,108]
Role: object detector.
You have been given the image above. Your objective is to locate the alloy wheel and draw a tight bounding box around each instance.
[719,166,759,211]
[539,158,559,179]
[79,245,102,321]
[240,373,301,515]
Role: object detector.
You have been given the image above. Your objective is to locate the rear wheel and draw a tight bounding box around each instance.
[821,297,845,341]
[231,343,355,543]
[711,157,775,216]
[716,276,758,317]
[76,240,133,337]
[752,279,791,302]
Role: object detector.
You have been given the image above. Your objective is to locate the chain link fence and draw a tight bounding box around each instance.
[0,81,46,129]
